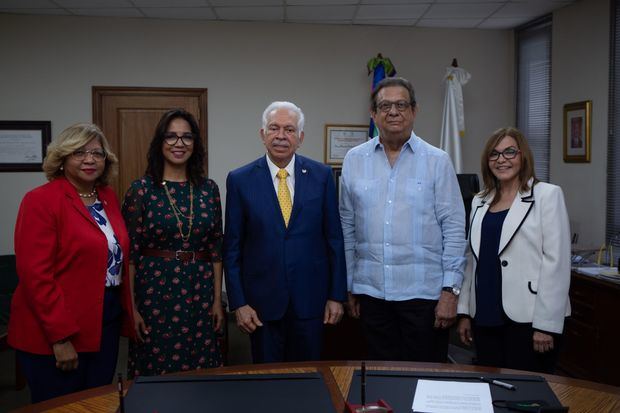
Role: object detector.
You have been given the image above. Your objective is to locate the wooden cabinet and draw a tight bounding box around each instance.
[558,272,620,386]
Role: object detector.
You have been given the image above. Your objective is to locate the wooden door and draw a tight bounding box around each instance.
[92,87,208,199]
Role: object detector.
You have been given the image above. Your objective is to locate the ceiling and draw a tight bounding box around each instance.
[0,0,576,29]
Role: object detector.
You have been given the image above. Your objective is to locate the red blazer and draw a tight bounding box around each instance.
[8,177,136,355]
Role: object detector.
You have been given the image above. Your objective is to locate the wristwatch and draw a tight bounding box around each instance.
[442,286,461,296]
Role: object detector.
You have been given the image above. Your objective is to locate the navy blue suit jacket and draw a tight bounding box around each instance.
[223,155,347,321]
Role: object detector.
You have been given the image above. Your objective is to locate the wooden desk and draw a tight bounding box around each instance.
[11,361,620,413]
[559,271,620,385]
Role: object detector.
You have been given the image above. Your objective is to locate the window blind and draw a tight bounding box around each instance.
[607,0,620,257]
[516,18,552,182]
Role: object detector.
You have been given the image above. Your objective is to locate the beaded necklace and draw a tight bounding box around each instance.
[162,181,194,242]
[78,188,97,198]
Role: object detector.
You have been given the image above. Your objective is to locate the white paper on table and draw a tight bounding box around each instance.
[412,379,493,413]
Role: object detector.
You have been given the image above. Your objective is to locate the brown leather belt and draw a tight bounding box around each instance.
[141,248,211,262]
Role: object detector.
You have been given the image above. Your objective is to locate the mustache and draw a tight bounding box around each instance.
[272,139,291,147]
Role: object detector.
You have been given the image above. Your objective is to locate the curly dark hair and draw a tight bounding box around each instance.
[145,108,206,187]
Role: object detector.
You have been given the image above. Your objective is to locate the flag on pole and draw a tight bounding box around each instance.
[367,54,396,138]
[440,65,471,173]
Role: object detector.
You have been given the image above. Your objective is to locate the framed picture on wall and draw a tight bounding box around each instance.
[332,167,342,203]
[563,100,591,163]
[0,121,52,172]
[324,124,369,165]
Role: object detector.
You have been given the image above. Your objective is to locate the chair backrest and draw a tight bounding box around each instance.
[0,255,18,325]
[456,174,480,236]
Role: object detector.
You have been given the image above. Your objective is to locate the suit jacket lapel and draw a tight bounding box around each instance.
[60,178,99,229]
[469,199,489,261]
[288,155,308,229]
[255,156,287,230]
[498,183,535,255]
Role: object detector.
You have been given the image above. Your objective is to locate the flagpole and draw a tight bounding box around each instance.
[367,54,396,138]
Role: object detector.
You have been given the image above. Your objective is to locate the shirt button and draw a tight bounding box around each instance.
[385,242,390,246]
[385,265,390,269]
[385,221,390,225]
[501,260,508,267]
[388,200,392,204]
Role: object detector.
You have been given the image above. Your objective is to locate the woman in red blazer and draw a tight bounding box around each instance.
[8,123,135,403]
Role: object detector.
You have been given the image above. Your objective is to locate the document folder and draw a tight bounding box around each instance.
[124,372,336,413]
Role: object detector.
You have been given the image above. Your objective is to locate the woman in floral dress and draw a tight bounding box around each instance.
[122,109,224,376]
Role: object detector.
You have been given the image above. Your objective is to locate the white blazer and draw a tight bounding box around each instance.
[457,180,571,334]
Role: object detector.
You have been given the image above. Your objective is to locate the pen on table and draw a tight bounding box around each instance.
[479,376,517,391]
[361,361,366,407]
[117,373,125,413]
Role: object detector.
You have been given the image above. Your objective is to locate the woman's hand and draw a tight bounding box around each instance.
[213,300,225,332]
[457,317,474,346]
[52,340,79,371]
[134,308,148,343]
[533,331,554,353]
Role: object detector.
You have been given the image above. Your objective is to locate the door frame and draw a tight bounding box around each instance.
[92,86,209,172]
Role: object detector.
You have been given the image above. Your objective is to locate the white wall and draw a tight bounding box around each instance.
[0,14,516,254]
[550,0,610,248]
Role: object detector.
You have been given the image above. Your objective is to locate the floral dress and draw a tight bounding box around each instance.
[122,175,223,377]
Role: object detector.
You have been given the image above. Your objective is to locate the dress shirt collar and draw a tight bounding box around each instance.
[373,131,418,153]
[265,154,295,181]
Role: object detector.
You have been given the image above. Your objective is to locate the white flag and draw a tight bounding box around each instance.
[440,66,471,173]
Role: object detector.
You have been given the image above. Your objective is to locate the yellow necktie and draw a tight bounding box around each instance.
[277,168,292,227]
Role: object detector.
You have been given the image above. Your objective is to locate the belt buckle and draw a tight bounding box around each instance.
[175,250,195,263]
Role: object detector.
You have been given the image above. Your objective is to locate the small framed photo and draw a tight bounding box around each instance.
[0,121,52,172]
[563,101,591,163]
[324,124,369,165]
[332,167,342,203]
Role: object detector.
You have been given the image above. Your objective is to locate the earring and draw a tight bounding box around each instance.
[60,165,64,171]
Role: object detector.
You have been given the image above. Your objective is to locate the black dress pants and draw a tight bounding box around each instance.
[358,294,449,362]
[472,320,561,374]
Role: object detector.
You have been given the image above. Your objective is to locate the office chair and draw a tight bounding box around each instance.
[0,254,25,390]
[456,174,480,235]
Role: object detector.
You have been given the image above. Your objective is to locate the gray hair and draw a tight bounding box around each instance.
[261,101,305,133]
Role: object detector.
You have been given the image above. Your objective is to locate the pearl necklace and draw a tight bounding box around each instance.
[78,188,97,198]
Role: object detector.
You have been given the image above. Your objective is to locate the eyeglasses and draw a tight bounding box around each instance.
[489,147,520,161]
[376,100,412,113]
[164,132,195,146]
[71,149,106,161]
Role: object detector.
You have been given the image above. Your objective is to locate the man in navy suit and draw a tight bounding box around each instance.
[223,101,347,363]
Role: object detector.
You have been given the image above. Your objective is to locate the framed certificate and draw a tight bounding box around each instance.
[324,124,369,165]
[0,121,52,172]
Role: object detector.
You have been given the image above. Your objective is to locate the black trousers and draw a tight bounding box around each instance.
[358,294,449,362]
[17,288,123,403]
[472,319,561,374]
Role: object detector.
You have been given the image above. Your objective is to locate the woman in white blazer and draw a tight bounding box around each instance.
[457,127,571,373]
